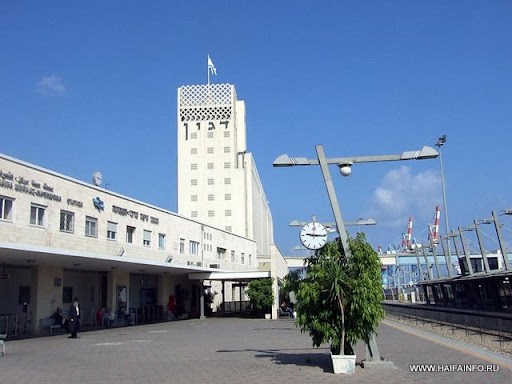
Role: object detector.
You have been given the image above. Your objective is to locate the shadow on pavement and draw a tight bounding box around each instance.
[217,347,334,373]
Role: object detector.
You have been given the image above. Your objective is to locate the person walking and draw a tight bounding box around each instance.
[68,298,80,339]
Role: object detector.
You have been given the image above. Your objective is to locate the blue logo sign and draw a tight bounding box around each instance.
[93,197,104,211]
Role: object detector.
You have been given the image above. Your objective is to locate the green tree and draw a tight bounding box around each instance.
[246,278,274,313]
[344,233,385,348]
[281,268,303,297]
[295,233,384,355]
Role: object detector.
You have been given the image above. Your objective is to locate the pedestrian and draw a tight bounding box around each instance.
[68,297,80,339]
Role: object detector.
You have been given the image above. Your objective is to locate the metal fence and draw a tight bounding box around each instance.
[383,302,512,349]
[0,313,32,337]
[223,301,252,313]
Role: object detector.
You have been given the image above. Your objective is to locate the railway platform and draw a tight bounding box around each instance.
[0,316,511,383]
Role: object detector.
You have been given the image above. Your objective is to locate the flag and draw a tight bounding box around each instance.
[208,55,217,75]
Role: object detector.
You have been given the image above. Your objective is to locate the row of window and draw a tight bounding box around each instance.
[215,247,251,264]
[190,146,231,155]
[190,178,231,186]
[189,130,230,139]
[3,198,163,249]
[1,196,250,263]
[190,210,232,217]
[191,194,232,202]
[190,162,232,170]
[58,208,163,248]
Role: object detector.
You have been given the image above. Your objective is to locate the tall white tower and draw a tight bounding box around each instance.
[177,83,248,236]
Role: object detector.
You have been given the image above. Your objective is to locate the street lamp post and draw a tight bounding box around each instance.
[274,143,438,366]
[435,135,451,260]
[289,218,377,229]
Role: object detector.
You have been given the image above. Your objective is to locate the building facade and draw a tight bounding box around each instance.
[0,82,289,336]
[0,153,262,333]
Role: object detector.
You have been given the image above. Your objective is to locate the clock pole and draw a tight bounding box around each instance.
[316,145,350,257]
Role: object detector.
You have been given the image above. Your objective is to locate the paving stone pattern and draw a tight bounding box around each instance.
[0,317,510,384]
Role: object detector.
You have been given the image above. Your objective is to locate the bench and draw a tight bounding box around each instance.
[278,307,291,317]
[40,317,63,334]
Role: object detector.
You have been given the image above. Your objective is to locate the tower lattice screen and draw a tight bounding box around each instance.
[179,84,233,122]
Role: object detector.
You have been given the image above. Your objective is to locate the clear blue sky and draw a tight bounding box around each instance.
[2,1,511,256]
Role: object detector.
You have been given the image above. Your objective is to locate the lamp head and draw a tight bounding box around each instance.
[338,162,353,177]
[435,135,447,147]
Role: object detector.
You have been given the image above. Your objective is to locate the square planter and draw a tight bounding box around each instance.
[331,353,356,374]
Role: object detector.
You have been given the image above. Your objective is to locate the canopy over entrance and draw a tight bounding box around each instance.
[188,271,272,319]
[188,271,270,281]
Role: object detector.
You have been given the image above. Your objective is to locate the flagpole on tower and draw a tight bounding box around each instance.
[207,54,210,86]
[207,54,217,86]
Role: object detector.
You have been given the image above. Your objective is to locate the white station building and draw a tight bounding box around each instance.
[0,82,288,335]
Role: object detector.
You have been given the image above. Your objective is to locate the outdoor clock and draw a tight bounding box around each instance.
[92,171,103,187]
[300,222,328,250]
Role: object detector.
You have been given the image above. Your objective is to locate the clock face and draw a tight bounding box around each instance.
[92,171,103,186]
[300,222,328,250]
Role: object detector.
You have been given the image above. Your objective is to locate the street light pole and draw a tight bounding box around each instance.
[315,145,350,257]
[289,218,377,229]
[435,135,452,263]
[274,143,439,366]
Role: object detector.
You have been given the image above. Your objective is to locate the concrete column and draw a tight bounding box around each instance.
[238,281,243,314]
[158,275,174,307]
[107,270,130,314]
[270,249,278,319]
[221,280,226,315]
[32,265,64,333]
[199,280,205,319]
[158,275,174,321]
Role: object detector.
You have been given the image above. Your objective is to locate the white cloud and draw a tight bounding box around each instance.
[366,165,441,229]
[36,75,66,96]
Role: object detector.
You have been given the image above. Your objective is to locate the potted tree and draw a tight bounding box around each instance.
[246,277,274,319]
[295,233,384,374]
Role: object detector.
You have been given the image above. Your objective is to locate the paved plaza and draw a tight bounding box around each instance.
[0,317,511,384]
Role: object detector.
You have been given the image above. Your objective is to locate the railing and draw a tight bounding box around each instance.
[223,301,252,313]
[383,302,512,349]
[0,313,32,338]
